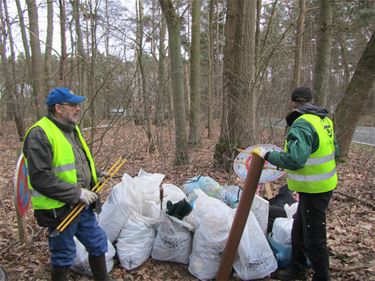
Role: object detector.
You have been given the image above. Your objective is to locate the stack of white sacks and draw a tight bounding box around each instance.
[73,171,278,280]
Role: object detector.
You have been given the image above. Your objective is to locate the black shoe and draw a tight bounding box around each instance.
[88,254,114,281]
[51,266,70,281]
[275,268,307,280]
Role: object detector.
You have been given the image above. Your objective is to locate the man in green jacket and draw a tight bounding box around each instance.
[253,87,337,281]
[23,88,113,281]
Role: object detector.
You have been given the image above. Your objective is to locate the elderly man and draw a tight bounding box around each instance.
[23,88,112,281]
[253,87,338,281]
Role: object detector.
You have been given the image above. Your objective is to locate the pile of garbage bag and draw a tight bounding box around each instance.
[71,171,297,280]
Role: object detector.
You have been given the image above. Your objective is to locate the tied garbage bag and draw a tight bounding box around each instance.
[251,195,269,234]
[98,179,130,242]
[233,212,278,280]
[182,175,222,198]
[117,213,156,270]
[267,233,292,269]
[151,213,193,264]
[272,203,298,244]
[72,237,115,276]
[187,189,234,280]
[220,185,242,208]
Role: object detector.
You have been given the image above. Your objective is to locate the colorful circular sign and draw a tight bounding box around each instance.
[233,144,285,183]
[14,154,31,216]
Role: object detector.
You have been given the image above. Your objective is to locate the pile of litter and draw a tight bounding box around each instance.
[72,171,297,280]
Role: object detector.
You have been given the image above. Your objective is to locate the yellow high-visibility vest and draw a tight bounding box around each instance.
[286,114,337,193]
[24,117,98,210]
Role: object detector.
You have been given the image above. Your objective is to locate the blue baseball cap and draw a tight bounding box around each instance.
[46,87,86,106]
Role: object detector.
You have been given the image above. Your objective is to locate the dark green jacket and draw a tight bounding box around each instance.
[267,103,339,170]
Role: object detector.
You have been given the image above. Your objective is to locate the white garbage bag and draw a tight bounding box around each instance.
[188,190,234,280]
[161,183,186,209]
[72,237,115,276]
[233,211,278,280]
[151,214,193,264]
[251,195,269,234]
[272,202,298,244]
[116,212,156,270]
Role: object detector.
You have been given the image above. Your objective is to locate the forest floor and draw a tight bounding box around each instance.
[0,119,374,281]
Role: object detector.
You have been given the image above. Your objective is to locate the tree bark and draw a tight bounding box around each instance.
[70,0,88,97]
[335,32,375,160]
[188,0,201,146]
[159,0,188,164]
[291,0,306,90]
[45,0,53,92]
[26,0,45,119]
[214,0,257,170]
[207,0,214,139]
[59,0,67,85]
[0,0,25,139]
[15,0,32,82]
[137,0,155,152]
[313,0,332,107]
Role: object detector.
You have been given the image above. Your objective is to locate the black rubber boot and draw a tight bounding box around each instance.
[275,267,307,281]
[51,266,69,281]
[88,254,113,281]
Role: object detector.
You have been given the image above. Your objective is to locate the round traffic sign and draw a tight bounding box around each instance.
[233,144,285,183]
[14,154,31,216]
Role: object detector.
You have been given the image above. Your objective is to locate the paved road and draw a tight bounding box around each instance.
[262,118,375,146]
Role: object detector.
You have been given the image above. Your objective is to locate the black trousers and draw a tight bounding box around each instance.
[291,191,332,281]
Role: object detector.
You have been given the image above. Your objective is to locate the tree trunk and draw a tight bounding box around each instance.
[157,16,167,125]
[70,0,88,97]
[0,0,25,140]
[214,0,257,170]
[188,0,201,146]
[44,0,53,92]
[59,0,67,85]
[335,32,375,160]
[207,0,214,139]
[26,0,44,119]
[15,0,32,83]
[291,0,306,90]
[137,0,155,152]
[159,0,188,164]
[313,0,332,107]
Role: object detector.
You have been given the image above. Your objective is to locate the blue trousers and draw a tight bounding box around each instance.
[48,207,108,267]
[291,191,332,281]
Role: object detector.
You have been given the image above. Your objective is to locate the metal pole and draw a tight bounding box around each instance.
[215,154,265,280]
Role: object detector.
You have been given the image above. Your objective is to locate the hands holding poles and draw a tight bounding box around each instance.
[50,155,127,237]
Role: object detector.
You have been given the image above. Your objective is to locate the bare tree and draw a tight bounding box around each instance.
[214,0,257,170]
[137,0,155,152]
[188,0,201,146]
[70,0,88,97]
[313,0,332,107]
[15,0,32,82]
[44,0,53,92]
[0,0,25,139]
[159,0,188,164]
[207,0,215,139]
[335,32,375,160]
[291,0,306,89]
[59,0,67,85]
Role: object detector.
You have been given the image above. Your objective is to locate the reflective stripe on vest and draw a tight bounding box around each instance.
[24,117,98,210]
[286,114,338,193]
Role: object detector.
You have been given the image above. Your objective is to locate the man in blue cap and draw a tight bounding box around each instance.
[23,88,113,281]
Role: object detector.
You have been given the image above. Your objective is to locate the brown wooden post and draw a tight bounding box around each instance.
[216,154,264,280]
